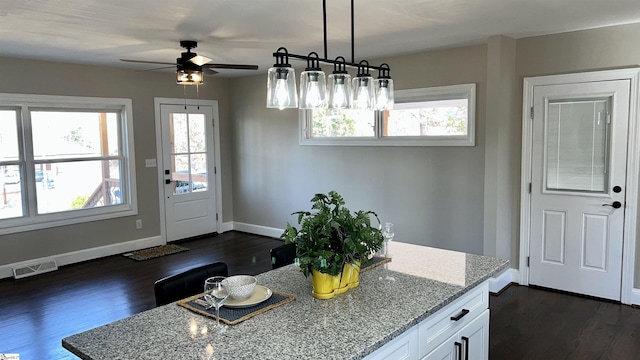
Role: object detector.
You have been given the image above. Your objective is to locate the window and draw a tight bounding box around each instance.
[300,83,475,146]
[0,94,137,234]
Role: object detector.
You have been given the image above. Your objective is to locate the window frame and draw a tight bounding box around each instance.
[0,93,137,235]
[300,83,476,147]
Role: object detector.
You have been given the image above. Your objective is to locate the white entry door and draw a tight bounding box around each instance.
[529,80,630,300]
[160,104,217,241]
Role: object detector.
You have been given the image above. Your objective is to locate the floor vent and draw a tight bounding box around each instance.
[12,260,58,279]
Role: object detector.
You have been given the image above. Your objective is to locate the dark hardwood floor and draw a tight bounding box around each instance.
[1,231,639,359]
[489,285,640,360]
[0,232,283,360]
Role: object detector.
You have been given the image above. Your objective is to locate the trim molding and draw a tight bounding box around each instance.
[232,222,284,239]
[220,221,234,233]
[489,268,518,294]
[0,235,163,280]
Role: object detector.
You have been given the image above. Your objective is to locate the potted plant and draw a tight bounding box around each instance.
[281,191,384,299]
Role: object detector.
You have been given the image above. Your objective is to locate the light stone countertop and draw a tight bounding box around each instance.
[62,242,509,360]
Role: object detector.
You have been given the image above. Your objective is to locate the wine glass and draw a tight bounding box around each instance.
[380,222,396,282]
[204,276,229,333]
[382,222,395,257]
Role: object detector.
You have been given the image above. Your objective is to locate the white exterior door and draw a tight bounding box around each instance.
[160,104,217,241]
[529,80,630,300]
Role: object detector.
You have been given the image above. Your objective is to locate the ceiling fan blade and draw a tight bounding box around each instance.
[136,65,176,72]
[202,68,219,76]
[205,63,259,70]
[120,59,177,65]
[189,55,212,66]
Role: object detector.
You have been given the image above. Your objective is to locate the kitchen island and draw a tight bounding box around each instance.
[62,242,508,359]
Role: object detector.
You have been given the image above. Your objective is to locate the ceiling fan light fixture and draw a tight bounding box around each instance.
[177,68,203,85]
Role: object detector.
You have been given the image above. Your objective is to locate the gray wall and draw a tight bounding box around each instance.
[229,45,488,255]
[229,22,640,290]
[0,57,233,265]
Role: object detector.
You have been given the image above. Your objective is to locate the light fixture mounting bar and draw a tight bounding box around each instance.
[272,52,387,71]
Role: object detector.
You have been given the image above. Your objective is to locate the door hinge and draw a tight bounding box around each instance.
[529,182,532,193]
[214,166,217,174]
[606,112,611,124]
[530,106,534,120]
[216,213,219,221]
[527,256,530,267]
[212,118,215,127]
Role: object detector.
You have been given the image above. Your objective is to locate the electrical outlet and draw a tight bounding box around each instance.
[135,219,142,229]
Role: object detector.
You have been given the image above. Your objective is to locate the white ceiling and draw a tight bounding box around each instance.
[2,0,640,77]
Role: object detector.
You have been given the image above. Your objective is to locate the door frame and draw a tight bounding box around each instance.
[519,69,640,305]
[153,97,223,243]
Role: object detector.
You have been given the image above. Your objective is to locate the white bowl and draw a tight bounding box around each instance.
[223,275,257,301]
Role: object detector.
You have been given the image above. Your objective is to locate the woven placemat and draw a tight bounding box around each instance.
[361,256,391,272]
[178,290,295,325]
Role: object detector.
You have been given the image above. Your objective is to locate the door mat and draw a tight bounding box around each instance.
[123,244,189,261]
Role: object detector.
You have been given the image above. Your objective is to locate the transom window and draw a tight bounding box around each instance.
[300,83,475,146]
[0,94,137,234]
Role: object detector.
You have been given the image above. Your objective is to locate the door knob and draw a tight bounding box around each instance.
[602,201,622,209]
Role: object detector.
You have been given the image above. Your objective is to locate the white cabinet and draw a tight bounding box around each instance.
[422,310,489,360]
[365,325,418,360]
[365,281,490,360]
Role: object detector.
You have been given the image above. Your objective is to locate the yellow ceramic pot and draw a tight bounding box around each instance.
[311,269,340,299]
[347,261,361,289]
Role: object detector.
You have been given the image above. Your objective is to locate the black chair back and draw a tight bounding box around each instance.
[153,262,228,306]
[270,243,296,269]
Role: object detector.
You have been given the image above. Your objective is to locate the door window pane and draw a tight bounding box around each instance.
[170,113,189,154]
[190,154,208,192]
[546,99,609,192]
[189,114,206,153]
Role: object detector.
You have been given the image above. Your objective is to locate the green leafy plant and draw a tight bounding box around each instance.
[281,191,383,277]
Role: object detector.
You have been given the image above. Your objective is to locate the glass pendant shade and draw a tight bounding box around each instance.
[267,66,298,110]
[176,69,203,85]
[327,73,352,109]
[299,70,327,109]
[351,76,374,110]
[374,78,394,110]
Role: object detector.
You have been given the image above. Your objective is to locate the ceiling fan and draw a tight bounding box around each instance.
[120,40,259,85]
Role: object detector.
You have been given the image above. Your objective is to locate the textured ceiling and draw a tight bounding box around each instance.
[2,0,640,77]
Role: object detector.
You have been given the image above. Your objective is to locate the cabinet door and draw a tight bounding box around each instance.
[422,334,459,360]
[365,325,418,360]
[459,309,489,360]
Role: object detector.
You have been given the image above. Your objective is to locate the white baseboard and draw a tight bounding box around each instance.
[624,288,640,306]
[220,221,234,233]
[232,222,284,239]
[0,235,164,280]
[489,268,518,294]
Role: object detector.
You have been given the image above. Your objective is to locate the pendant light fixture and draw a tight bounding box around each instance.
[266,48,298,109]
[266,0,392,111]
[374,63,394,110]
[299,52,326,109]
[351,61,374,110]
[327,57,352,109]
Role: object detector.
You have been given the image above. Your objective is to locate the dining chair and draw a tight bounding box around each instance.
[153,261,228,306]
[270,243,296,269]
